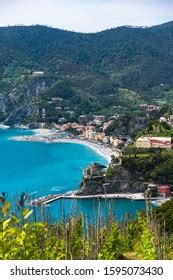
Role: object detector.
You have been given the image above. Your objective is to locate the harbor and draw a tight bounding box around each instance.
[29,191,172,207]
[29,192,146,206]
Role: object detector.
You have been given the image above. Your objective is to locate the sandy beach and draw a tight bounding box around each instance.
[9,128,119,162]
[53,138,118,162]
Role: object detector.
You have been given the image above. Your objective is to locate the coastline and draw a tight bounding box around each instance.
[9,128,119,163]
[53,138,116,162]
[5,128,146,204]
[0,124,10,129]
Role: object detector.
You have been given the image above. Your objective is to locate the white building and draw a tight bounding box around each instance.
[32,71,45,77]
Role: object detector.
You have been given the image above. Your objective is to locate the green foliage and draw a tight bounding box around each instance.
[155,200,173,234]
[0,23,173,124]
[133,215,157,260]
[98,223,125,260]
[65,216,84,260]
[106,165,123,177]
[0,198,172,260]
[105,113,147,137]
[122,149,173,184]
[142,120,173,137]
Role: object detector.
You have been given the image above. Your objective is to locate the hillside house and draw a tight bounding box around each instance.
[135,136,172,149]
[158,185,171,198]
[83,163,107,179]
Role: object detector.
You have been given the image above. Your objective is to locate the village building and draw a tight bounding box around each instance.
[83,163,107,179]
[94,132,105,142]
[32,71,44,77]
[110,136,123,147]
[52,97,63,102]
[159,116,167,123]
[93,115,105,125]
[93,119,103,126]
[85,129,96,141]
[55,107,62,110]
[102,136,110,144]
[135,136,172,149]
[140,104,160,112]
[157,185,171,198]
[42,108,46,121]
[103,120,114,131]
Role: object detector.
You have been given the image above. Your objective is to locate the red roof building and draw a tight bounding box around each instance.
[158,185,171,198]
[150,139,171,148]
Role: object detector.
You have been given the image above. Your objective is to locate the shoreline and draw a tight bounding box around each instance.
[54,138,116,162]
[9,129,119,162]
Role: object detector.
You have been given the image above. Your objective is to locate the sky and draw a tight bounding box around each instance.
[0,0,172,32]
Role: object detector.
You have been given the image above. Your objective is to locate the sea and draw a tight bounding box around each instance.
[0,128,145,222]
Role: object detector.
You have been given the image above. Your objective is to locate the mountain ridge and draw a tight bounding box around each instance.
[0,22,173,124]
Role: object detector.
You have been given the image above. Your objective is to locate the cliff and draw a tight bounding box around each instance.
[76,166,146,196]
[3,77,45,125]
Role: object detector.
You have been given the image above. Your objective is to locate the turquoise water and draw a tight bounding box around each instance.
[45,198,145,223]
[0,129,145,221]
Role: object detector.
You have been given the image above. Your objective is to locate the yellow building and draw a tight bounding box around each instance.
[85,130,96,141]
[136,136,172,149]
[110,136,123,147]
[95,133,105,142]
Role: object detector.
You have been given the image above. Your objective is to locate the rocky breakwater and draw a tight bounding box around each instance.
[76,164,146,196]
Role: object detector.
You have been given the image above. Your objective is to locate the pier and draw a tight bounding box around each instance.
[30,194,68,206]
[29,192,145,206]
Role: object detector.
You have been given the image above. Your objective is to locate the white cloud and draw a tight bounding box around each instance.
[0,0,172,32]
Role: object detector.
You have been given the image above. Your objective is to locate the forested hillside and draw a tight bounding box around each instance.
[0,22,173,124]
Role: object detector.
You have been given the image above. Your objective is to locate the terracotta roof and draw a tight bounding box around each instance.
[150,139,171,145]
[158,185,170,189]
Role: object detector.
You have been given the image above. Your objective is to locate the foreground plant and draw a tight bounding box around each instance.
[0,197,172,260]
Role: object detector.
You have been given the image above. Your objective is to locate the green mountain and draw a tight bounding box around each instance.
[0,22,173,125]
